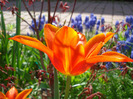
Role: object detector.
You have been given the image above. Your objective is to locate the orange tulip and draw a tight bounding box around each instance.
[0,86,32,99]
[9,24,133,76]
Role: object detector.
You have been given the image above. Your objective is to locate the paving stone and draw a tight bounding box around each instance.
[1,1,133,35]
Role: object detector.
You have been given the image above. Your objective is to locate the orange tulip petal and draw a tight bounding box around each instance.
[77,32,87,46]
[0,92,6,99]
[9,35,53,59]
[44,24,59,50]
[54,26,79,47]
[104,32,114,43]
[71,44,85,71]
[53,26,79,75]
[88,42,103,57]
[87,51,133,63]
[70,60,94,76]
[53,44,85,75]
[15,89,32,99]
[6,86,18,99]
[84,33,105,57]
[84,32,114,57]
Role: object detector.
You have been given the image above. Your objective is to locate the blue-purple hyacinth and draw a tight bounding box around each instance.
[131,49,133,59]
[101,17,105,24]
[97,20,100,25]
[115,20,119,28]
[95,30,98,35]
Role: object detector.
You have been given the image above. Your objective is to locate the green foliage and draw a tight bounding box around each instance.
[59,69,133,99]
[0,1,133,98]
[6,24,16,32]
[92,70,133,99]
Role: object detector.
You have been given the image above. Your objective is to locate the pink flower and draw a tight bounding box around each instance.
[59,1,70,12]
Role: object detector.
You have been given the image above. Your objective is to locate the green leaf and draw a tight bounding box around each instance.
[125,25,128,30]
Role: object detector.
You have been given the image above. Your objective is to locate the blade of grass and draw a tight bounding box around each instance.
[0,7,6,38]
[16,0,21,67]
[12,0,21,78]
[0,6,9,66]
[16,0,21,83]
[54,68,59,99]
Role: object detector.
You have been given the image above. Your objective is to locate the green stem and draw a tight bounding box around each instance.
[64,76,71,99]
[16,0,21,79]
[54,68,59,99]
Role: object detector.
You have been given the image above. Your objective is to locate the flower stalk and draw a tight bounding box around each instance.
[54,68,60,99]
[38,0,44,28]
[51,0,59,23]
[48,0,51,23]
[64,76,71,99]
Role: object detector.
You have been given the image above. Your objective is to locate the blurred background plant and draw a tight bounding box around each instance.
[0,0,133,98]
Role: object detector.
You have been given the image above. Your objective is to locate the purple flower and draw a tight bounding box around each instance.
[93,16,97,24]
[77,21,82,30]
[75,16,79,22]
[125,30,130,39]
[90,13,94,18]
[83,16,89,25]
[77,21,82,26]
[97,20,100,25]
[116,46,120,52]
[95,30,98,35]
[117,50,121,53]
[78,24,83,32]
[93,18,96,26]
[40,18,45,25]
[105,62,112,70]
[73,21,77,28]
[96,25,99,30]
[58,23,62,27]
[71,21,77,28]
[121,20,125,26]
[89,18,93,26]
[130,16,133,24]
[39,24,43,31]
[126,16,130,23]
[46,21,48,24]
[75,14,82,22]
[131,49,133,59]
[85,21,90,29]
[114,34,118,39]
[130,24,133,30]
[71,23,74,27]
[126,35,133,47]
[125,40,130,50]
[42,15,45,22]
[89,18,95,27]
[71,18,75,23]
[27,32,30,36]
[38,15,45,22]
[106,49,112,52]
[30,18,45,32]
[78,14,82,22]
[101,17,105,24]
[101,26,104,32]
[117,41,126,52]
[115,20,119,28]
